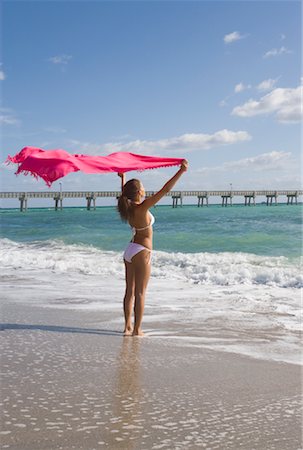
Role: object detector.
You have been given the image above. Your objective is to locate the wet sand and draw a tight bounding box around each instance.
[1,302,302,450]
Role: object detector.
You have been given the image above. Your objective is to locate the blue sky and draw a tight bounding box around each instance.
[1,0,301,206]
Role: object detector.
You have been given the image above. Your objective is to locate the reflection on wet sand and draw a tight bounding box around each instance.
[111,337,144,448]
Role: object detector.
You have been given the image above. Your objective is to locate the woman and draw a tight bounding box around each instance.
[117,159,188,336]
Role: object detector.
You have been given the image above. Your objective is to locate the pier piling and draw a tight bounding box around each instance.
[287,192,298,205]
[221,194,233,207]
[172,193,182,208]
[266,192,278,206]
[86,193,96,210]
[244,193,256,206]
[197,194,209,207]
[54,194,63,210]
[19,194,28,212]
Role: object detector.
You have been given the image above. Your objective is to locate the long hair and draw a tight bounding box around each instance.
[117,179,141,222]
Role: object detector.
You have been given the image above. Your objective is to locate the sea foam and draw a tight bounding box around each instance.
[0,238,301,289]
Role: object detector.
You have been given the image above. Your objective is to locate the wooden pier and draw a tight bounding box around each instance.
[0,190,301,211]
[221,194,233,207]
[172,193,183,208]
[197,193,209,207]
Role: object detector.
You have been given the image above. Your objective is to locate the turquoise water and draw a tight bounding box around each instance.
[1,204,302,259]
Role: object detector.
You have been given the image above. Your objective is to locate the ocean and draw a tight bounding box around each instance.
[1,204,302,364]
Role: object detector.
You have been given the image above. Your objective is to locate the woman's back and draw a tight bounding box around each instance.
[128,206,154,249]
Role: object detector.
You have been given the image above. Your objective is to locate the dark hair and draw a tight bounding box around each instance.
[117,179,141,222]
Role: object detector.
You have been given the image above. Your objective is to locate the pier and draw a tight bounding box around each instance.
[0,190,301,211]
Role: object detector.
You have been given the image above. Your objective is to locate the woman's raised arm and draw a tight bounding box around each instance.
[118,172,125,191]
[142,160,188,209]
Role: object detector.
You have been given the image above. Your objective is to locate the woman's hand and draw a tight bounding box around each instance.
[118,172,125,178]
[180,159,188,172]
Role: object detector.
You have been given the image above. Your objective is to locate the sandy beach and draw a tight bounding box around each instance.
[1,300,302,450]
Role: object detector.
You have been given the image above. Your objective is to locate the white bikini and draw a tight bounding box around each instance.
[123,212,155,263]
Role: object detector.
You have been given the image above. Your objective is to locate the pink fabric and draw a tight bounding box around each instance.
[6,147,184,187]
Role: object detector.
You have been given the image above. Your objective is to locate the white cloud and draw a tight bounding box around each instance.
[0,63,5,80]
[67,140,106,155]
[263,46,292,58]
[257,78,279,92]
[234,82,251,93]
[0,108,20,125]
[223,151,292,171]
[234,83,245,93]
[222,79,279,106]
[224,31,247,44]
[68,129,252,156]
[197,151,294,174]
[187,151,300,191]
[48,54,72,65]
[0,115,19,125]
[231,84,302,123]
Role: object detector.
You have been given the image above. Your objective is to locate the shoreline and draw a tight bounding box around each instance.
[1,302,302,449]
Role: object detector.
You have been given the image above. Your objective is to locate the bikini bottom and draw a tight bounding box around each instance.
[123,242,151,264]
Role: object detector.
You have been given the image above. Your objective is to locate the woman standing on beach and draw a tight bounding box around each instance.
[117,160,188,337]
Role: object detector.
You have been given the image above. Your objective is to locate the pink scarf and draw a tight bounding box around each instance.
[6,147,184,187]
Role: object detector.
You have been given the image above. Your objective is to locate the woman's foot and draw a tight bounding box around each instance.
[123,325,133,336]
[132,329,145,337]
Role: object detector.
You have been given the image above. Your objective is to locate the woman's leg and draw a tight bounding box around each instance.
[132,250,151,336]
[123,260,135,335]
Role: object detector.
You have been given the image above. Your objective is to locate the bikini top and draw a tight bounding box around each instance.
[131,211,155,236]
